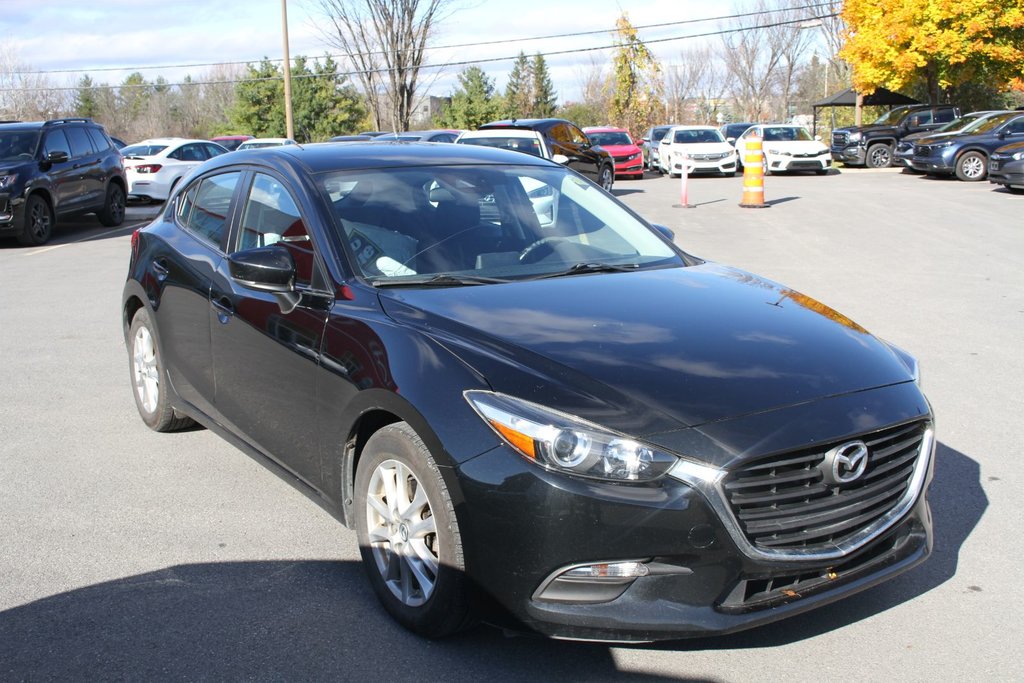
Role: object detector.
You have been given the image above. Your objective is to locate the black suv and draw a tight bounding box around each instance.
[0,118,127,246]
[831,104,960,168]
[478,119,615,190]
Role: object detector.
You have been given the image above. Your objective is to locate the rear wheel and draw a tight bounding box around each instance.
[355,422,473,638]
[955,151,987,182]
[98,184,126,227]
[128,309,193,432]
[866,144,892,168]
[597,165,614,191]
[17,194,53,246]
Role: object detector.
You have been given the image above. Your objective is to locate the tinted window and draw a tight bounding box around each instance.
[237,173,318,288]
[566,124,589,145]
[85,127,112,152]
[65,127,97,158]
[171,144,205,162]
[121,144,168,157]
[458,136,543,157]
[43,130,72,158]
[549,124,571,144]
[0,131,39,161]
[204,143,228,158]
[182,172,240,248]
[587,131,633,146]
[1005,117,1024,134]
[934,109,957,124]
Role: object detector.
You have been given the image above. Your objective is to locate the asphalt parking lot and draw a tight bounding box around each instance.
[1,167,1021,681]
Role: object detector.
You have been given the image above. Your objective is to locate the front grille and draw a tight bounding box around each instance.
[612,154,632,162]
[832,132,849,147]
[722,421,927,552]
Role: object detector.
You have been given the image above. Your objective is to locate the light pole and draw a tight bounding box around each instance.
[281,0,294,140]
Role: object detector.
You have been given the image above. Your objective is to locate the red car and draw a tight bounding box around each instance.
[583,126,644,179]
[210,135,254,151]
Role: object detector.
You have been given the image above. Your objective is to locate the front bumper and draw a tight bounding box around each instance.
[455,418,935,642]
[766,154,831,173]
[613,158,644,176]
[0,194,25,235]
[669,156,736,175]
[988,158,1024,187]
[831,145,865,165]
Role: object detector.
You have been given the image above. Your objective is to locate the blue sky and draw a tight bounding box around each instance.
[3,0,741,101]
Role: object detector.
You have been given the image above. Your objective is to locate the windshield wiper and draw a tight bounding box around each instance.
[372,273,511,288]
[530,262,641,280]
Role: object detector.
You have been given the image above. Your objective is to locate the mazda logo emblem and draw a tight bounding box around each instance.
[822,441,869,485]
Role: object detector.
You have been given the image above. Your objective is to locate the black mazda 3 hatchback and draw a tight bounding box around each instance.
[122,142,934,642]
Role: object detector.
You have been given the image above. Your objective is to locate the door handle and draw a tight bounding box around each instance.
[212,296,234,322]
[152,259,169,280]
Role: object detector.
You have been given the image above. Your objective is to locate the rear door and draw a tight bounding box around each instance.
[40,129,81,212]
[64,125,105,208]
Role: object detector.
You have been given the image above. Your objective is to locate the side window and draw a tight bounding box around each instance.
[179,144,204,162]
[549,124,571,145]
[237,173,320,288]
[1005,117,1024,134]
[85,127,112,152]
[65,127,97,158]
[567,124,589,145]
[934,109,956,124]
[182,172,240,248]
[43,130,72,158]
[204,143,227,159]
[176,182,198,226]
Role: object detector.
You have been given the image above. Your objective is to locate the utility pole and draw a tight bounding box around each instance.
[281,0,294,140]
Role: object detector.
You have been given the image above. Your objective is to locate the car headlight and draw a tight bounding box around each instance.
[848,132,862,142]
[0,173,17,190]
[1013,151,1024,161]
[936,140,955,148]
[466,391,679,482]
[626,153,640,161]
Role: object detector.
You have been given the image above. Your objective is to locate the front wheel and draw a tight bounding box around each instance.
[597,165,614,191]
[17,194,53,246]
[955,151,987,182]
[866,144,892,168]
[355,423,473,637]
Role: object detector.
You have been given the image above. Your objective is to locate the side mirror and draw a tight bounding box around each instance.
[551,154,570,165]
[814,135,822,141]
[46,150,69,164]
[726,137,736,144]
[651,223,675,242]
[228,245,295,293]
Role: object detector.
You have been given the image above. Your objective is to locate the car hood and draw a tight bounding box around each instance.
[666,142,733,155]
[601,144,642,156]
[835,124,897,136]
[377,263,915,434]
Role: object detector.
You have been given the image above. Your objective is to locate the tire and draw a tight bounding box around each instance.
[866,144,892,168]
[597,165,614,191]
[128,309,193,432]
[955,151,987,182]
[16,194,53,246]
[355,422,473,638]
[815,169,828,176]
[98,184,126,227]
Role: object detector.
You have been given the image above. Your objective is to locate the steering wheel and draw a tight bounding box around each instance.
[518,236,571,263]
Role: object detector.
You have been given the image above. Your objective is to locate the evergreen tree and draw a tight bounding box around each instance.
[435,66,505,130]
[531,53,557,117]
[229,58,287,138]
[75,76,98,118]
[504,52,533,118]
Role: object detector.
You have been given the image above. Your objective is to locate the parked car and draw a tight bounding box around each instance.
[0,117,126,245]
[735,124,831,174]
[330,135,375,142]
[988,140,1024,193]
[210,135,254,151]
[894,111,1007,170]
[583,126,644,179]
[479,118,615,190]
[831,104,960,168]
[374,130,461,143]
[358,131,393,137]
[640,125,674,172]
[910,110,1024,181]
[121,138,229,201]
[658,125,738,177]
[719,122,756,146]
[109,136,128,150]
[122,141,934,642]
[454,129,548,158]
[236,137,297,150]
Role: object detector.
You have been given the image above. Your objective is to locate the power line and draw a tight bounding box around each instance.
[6,2,839,78]
[1,12,839,94]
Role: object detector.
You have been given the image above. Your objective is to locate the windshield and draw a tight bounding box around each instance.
[969,112,1017,134]
[587,131,633,146]
[121,144,168,157]
[762,126,813,142]
[457,136,544,157]
[871,107,913,126]
[935,114,984,133]
[214,139,246,150]
[318,165,682,285]
[652,128,671,142]
[672,129,725,144]
[0,131,39,161]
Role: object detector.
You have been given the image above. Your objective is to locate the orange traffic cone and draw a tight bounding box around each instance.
[676,151,694,208]
[739,136,769,209]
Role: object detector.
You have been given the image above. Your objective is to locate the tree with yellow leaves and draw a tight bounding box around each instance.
[840,0,1024,103]
[608,13,663,139]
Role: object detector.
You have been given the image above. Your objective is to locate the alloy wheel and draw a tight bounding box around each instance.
[364,458,439,607]
[132,325,160,414]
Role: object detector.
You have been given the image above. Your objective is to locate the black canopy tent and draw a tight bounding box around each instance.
[812,87,921,135]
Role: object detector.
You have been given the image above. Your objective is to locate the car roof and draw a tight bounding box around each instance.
[668,125,719,131]
[479,118,568,131]
[582,126,628,133]
[458,129,543,139]
[200,140,557,174]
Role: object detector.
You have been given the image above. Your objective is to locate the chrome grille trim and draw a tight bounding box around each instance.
[668,423,934,562]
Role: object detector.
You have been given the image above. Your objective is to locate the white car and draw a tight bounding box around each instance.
[657,126,737,177]
[122,138,229,201]
[236,137,298,150]
[737,124,831,174]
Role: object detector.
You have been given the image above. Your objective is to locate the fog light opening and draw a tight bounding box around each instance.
[533,560,652,604]
[561,561,650,581]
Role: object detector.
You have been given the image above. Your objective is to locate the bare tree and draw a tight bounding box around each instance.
[665,45,728,124]
[774,0,817,121]
[315,0,450,131]
[720,0,789,121]
[0,45,71,120]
